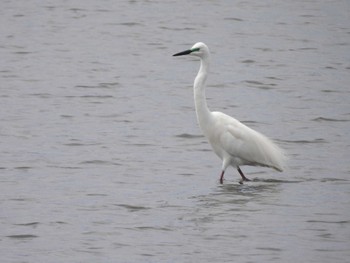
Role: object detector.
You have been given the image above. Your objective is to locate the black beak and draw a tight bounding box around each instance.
[173,49,192,56]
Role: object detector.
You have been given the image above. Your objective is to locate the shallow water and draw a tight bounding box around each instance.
[1,0,350,262]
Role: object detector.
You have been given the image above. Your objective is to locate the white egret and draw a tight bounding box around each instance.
[173,42,286,184]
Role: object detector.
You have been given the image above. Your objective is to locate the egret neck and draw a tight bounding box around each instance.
[194,53,212,132]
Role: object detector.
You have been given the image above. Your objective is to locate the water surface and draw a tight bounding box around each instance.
[1,0,349,262]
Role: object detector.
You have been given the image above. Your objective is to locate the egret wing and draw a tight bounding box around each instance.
[219,118,284,170]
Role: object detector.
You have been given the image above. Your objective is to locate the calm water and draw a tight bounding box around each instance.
[1,0,350,262]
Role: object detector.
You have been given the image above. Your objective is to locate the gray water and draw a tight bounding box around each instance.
[1,0,350,262]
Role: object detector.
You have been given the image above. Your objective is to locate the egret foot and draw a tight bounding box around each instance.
[219,171,225,184]
[237,167,251,182]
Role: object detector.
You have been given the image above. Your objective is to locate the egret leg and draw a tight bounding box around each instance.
[237,167,250,183]
[220,171,225,184]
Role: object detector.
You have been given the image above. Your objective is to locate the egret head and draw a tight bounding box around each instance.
[173,42,209,58]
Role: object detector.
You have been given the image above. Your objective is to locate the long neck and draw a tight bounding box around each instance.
[194,55,211,131]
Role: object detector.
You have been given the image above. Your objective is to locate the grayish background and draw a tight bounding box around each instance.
[1,0,349,262]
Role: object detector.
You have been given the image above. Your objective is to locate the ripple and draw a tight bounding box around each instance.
[279,138,327,144]
[257,247,283,252]
[159,26,196,31]
[320,178,349,183]
[13,51,33,55]
[224,17,244,22]
[63,142,102,147]
[306,220,350,224]
[118,22,143,27]
[241,59,255,64]
[80,160,121,166]
[245,80,264,85]
[14,166,33,170]
[28,93,52,98]
[175,133,203,139]
[86,193,108,197]
[7,234,38,239]
[312,117,349,122]
[135,226,172,231]
[75,82,119,89]
[79,95,114,99]
[14,222,40,227]
[244,80,277,90]
[116,204,151,212]
[252,178,303,183]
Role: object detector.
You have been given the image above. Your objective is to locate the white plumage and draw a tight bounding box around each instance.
[173,42,286,184]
